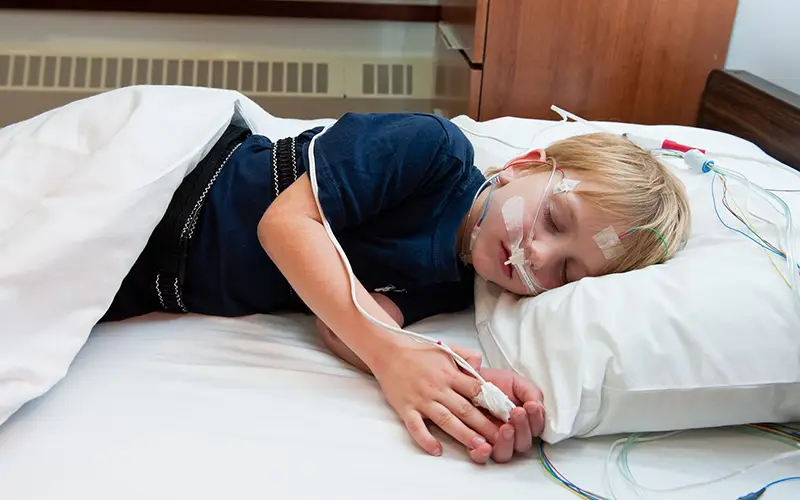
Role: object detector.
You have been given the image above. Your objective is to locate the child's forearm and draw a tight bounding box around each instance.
[257,175,404,372]
[316,293,404,374]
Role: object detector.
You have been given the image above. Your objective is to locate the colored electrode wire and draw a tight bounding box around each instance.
[619,226,670,260]
[477,182,495,226]
[707,162,800,316]
[737,477,800,500]
[538,423,800,500]
[652,149,795,271]
[652,149,800,315]
[612,425,800,499]
[538,441,610,500]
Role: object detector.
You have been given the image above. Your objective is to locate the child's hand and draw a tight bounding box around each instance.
[477,367,545,463]
[370,336,499,463]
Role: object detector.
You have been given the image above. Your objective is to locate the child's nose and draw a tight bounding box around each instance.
[526,240,553,270]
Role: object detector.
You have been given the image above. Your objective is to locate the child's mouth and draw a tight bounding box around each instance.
[501,243,512,278]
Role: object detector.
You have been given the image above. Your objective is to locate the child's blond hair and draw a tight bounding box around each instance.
[490,133,691,274]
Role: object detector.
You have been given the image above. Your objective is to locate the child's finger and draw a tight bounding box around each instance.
[511,407,533,452]
[403,410,442,457]
[469,442,493,465]
[425,401,490,452]
[450,345,483,371]
[524,401,546,437]
[513,374,544,408]
[491,423,515,463]
[441,390,500,444]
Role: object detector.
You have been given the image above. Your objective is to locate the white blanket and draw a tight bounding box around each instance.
[0,85,333,426]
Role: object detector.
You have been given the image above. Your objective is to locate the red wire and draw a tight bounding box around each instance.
[719,175,783,255]
[541,447,601,499]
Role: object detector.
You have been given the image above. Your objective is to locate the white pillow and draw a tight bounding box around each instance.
[0,85,333,427]
[452,115,800,444]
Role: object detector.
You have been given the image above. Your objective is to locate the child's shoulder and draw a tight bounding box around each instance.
[334,112,472,154]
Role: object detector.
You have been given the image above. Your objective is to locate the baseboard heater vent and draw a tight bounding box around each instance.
[0,52,433,99]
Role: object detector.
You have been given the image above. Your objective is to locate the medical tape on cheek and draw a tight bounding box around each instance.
[593,226,623,260]
[502,196,526,263]
[502,196,542,293]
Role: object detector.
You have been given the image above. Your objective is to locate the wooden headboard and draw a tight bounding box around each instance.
[697,69,800,172]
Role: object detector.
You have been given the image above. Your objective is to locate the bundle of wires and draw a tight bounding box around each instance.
[607,424,800,500]
[537,440,610,500]
[652,148,800,316]
[538,423,800,500]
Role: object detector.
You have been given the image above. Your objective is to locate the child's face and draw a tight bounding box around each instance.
[469,162,619,296]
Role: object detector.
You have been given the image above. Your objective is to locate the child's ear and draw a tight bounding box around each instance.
[498,149,547,185]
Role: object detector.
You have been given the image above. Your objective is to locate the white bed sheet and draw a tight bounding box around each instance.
[0,312,796,500]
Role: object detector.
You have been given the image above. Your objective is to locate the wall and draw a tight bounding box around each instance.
[0,10,435,58]
[0,10,438,125]
[725,0,800,94]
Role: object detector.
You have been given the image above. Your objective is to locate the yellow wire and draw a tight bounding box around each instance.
[540,443,603,500]
[748,424,800,441]
[721,172,792,289]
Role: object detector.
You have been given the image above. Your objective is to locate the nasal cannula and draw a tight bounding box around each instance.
[460,104,800,317]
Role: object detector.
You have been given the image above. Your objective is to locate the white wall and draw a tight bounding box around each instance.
[0,10,436,58]
[725,0,800,94]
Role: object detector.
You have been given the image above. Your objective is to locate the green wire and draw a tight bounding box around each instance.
[623,226,670,259]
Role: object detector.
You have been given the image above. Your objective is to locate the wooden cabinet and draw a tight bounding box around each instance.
[434,0,739,126]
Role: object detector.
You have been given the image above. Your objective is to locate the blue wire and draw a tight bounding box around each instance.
[710,174,796,264]
[763,476,800,490]
[739,476,800,500]
[477,182,495,225]
[538,441,607,500]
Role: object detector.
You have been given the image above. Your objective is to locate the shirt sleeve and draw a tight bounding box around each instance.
[303,112,474,232]
[389,276,475,326]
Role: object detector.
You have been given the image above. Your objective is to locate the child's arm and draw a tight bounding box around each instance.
[315,291,546,463]
[315,293,403,375]
[258,174,498,462]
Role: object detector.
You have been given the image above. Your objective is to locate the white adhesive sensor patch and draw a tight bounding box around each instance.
[553,178,579,194]
[593,226,623,260]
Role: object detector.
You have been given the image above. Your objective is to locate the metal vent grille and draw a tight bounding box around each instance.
[0,51,434,100]
[361,63,414,96]
[0,54,330,95]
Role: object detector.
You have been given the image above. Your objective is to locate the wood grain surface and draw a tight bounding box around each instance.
[698,69,800,172]
[479,0,738,125]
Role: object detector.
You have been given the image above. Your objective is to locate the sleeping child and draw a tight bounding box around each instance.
[99,112,691,464]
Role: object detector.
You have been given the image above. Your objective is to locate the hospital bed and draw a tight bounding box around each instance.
[0,70,798,500]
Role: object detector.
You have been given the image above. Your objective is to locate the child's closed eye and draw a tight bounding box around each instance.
[544,205,558,233]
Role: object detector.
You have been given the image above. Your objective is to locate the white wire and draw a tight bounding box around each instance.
[456,104,608,153]
[620,443,800,494]
[706,151,795,172]
[705,151,800,192]
[550,105,615,134]
[605,432,683,500]
[305,124,487,384]
[711,163,800,317]
[658,148,800,316]
[457,128,532,151]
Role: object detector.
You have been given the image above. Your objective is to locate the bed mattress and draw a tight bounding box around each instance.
[1,87,797,498]
[0,312,795,500]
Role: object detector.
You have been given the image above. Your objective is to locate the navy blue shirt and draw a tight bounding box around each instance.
[183,112,486,326]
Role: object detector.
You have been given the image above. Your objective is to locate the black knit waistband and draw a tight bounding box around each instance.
[152,123,252,313]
